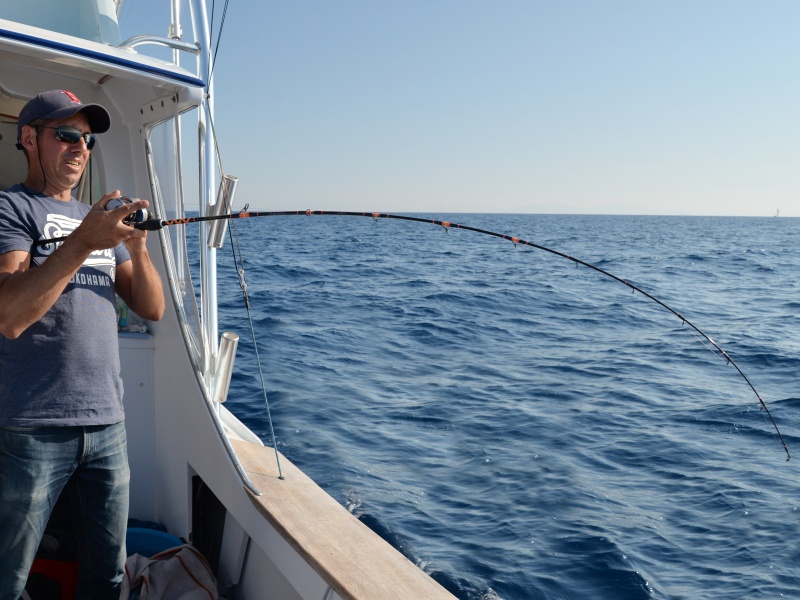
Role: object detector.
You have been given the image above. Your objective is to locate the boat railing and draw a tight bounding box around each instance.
[119,35,200,56]
[117,0,207,80]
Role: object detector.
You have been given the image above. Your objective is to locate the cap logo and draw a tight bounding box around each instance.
[61,90,81,104]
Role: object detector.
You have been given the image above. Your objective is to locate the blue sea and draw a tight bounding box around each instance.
[213,214,799,600]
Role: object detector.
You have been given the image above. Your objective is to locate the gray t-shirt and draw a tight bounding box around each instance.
[0,184,131,426]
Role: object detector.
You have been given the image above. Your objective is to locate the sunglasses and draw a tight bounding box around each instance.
[37,125,97,150]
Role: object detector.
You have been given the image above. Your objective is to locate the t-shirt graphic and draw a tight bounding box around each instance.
[36,213,117,286]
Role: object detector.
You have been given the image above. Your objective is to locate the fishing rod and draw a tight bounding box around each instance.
[37,208,791,460]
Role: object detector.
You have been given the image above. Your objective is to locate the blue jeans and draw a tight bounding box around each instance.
[0,422,129,600]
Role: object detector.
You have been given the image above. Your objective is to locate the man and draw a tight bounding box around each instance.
[0,89,165,598]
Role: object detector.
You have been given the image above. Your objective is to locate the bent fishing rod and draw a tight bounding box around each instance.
[37,208,791,460]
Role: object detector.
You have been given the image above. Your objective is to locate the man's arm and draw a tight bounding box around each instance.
[115,235,165,322]
[0,241,93,339]
[0,195,152,339]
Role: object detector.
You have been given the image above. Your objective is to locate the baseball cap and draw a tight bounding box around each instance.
[16,90,111,148]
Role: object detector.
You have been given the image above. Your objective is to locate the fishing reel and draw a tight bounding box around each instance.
[105,196,153,225]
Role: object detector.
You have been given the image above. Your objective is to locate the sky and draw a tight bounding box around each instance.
[118,1,799,216]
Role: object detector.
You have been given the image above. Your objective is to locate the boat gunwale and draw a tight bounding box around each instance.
[230,438,457,600]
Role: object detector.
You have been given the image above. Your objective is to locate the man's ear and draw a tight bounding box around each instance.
[18,124,38,152]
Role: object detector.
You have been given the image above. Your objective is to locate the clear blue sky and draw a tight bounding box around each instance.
[119,1,798,216]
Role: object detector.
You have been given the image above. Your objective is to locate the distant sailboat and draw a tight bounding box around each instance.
[775,208,780,217]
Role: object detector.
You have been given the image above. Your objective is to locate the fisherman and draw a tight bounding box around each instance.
[0,89,165,598]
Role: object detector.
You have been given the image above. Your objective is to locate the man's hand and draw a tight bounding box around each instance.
[70,191,149,252]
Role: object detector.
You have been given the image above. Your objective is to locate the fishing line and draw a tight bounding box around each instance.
[208,0,233,83]
[226,215,284,479]
[36,209,791,460]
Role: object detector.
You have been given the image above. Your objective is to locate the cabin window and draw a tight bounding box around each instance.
[146,105,204,364]
[75,152,103,205]
[3,0,122,45]
[0,92,29,191]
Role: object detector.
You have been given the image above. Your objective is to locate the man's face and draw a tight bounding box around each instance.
[32,112,92,192]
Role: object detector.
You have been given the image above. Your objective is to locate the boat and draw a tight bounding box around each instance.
[1,1,456,598]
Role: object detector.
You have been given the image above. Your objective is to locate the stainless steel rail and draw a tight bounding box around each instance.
[119,35,199,55]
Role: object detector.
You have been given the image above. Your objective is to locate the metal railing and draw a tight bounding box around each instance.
[118,35,199,55]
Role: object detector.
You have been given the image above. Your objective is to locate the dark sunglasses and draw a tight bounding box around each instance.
[37,125,97,150]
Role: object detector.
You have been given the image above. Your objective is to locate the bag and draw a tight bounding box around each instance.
[120,544,218,600]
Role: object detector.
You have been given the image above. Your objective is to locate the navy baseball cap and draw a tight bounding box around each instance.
[16,90,111,148]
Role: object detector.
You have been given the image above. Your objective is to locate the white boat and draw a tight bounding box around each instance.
[1,1,456,598]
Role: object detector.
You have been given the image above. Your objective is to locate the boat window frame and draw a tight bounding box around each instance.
[143,102,206,370]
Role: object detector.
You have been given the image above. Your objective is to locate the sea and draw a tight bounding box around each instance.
[211,213,799,600]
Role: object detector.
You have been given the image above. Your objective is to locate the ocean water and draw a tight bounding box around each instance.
[213,214,799,600]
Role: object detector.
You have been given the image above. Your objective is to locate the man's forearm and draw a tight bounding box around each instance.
[125,248,165,321]
[0,238,94,339]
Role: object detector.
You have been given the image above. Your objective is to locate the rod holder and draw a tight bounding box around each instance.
[211,331,239,403]
[206,174,238,248]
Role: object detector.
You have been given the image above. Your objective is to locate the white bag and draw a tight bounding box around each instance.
[120,544,218,600]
